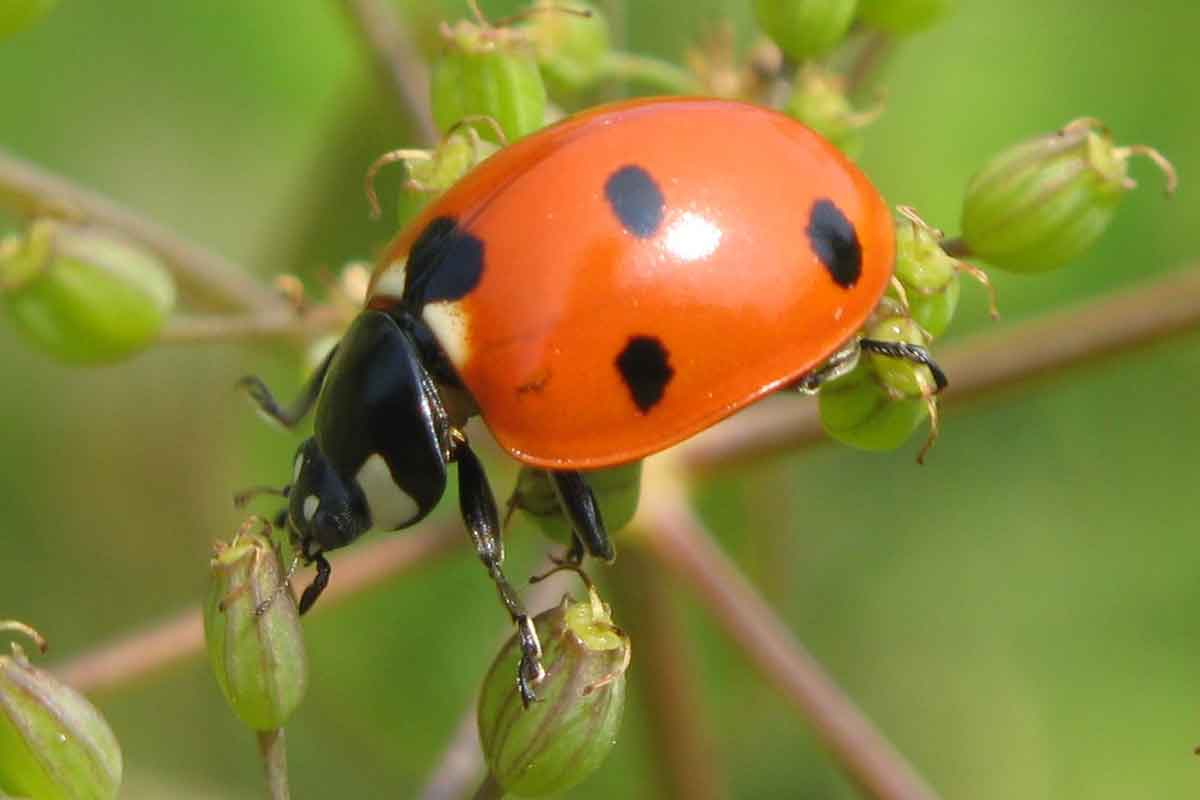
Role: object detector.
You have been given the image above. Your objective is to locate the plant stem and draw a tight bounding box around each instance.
[54,522,464,693]
[597,51,702,94]
[257,729,291,800]
[418,709,483,800]
[341,0,439,146]
[471,773,505,800]
[633,468,941,800]
[0,146,284,314]
[607,548,724,800]
[159,305,351,345]
[680,263,1200,473]
[50,264,1200,697]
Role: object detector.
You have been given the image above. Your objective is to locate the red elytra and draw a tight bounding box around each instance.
[368,97,894,469]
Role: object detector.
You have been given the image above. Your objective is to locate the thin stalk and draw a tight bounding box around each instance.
[596,51,702,94]
[633,468,940,800]
[54,522,464,693]
[341,0,439,145]
[257,728,291,800]
[0,146,283,314]
[607,549,724,800]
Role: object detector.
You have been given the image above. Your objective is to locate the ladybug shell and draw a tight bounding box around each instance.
[368,98,894,469]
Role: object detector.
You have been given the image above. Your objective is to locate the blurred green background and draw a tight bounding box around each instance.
[2,1,1199,797]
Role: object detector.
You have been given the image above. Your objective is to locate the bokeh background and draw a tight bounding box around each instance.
[2,1,1199,797]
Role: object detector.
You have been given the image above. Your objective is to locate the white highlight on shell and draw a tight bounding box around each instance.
[355,453,420,530]
[302,494,319,522]
[663,211,722,262]
[423,302,470,368]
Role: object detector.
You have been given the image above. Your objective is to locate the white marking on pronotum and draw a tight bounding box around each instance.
[423,302,470,368]
[372,260,408,301]
[355,453,420,529]
[302,495,320,522]
[293,452,305,483]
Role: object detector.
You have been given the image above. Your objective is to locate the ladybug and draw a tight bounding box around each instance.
[242,97,945,703]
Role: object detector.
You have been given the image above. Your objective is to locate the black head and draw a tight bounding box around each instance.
[287,437,370,557]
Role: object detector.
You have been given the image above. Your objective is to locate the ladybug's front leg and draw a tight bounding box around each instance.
[550,471,615,563]
[238,344,338,429]
[455,440,546,706]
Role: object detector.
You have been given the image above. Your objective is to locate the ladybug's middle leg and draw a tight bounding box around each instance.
[456,440,546,707]
[550,471,615,563]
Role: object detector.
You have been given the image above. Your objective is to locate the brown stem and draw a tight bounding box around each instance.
[159,305,351,345]
[0,146,284,314]
[633,471,940,800]
[53,522,463,693]
[680,264,1200,473]
[418,709,483,800]
[341,0,439,146]
[258,728,291,800]
[607,548,724,800]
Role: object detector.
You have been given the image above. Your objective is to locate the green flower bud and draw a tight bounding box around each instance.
[857,0,956,35]
[887,206,996,338]
[818,359,929,453]
[784,65,879,159]
[509,462,642,547]
[204,519,307,731]
[382,128,500,227]
[1,220,176,364]
[431,17,548,144]
[0,0,56,38]
[754,0,858,61]
[478,591,628,797]
[0,622,123,800]
[960,118,1177,273]
[522,1,611,96]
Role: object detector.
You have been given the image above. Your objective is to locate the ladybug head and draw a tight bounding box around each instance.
[286,437,370,557]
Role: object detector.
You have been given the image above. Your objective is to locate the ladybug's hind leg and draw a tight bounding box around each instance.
[238,344,338,429]
[455,439,546,707]
[550,471,615,563]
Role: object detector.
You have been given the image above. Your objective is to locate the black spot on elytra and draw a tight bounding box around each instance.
[402,216,485,306]
[615,336,674,413]
[806,199,862,289]
[604,165,665,239]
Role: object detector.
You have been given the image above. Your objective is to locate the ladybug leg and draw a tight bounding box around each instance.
[297,552,332,615]
[456,440,546,706]
[237,345,338,429]
[550,471,616,563]
[858,338,949,393]
[791,339,861,394]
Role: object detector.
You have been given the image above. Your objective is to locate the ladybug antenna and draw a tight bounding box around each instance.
[364,148,434,220]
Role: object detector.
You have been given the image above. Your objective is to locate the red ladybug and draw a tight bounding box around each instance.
[243,97,944,703]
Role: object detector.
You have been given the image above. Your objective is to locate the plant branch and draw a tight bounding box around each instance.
[632,467,940,800]
[159,305,352,345]
[341,0,439,146]
[607,548,724,800]
[54,522,464,693]
[0,146,284,314]
[680,264,1200,473]
[258,729,291,800]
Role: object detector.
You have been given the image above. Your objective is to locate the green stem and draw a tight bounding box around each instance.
[471,773,505,800]
[257,729,290,800]
[596,51,702,94]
